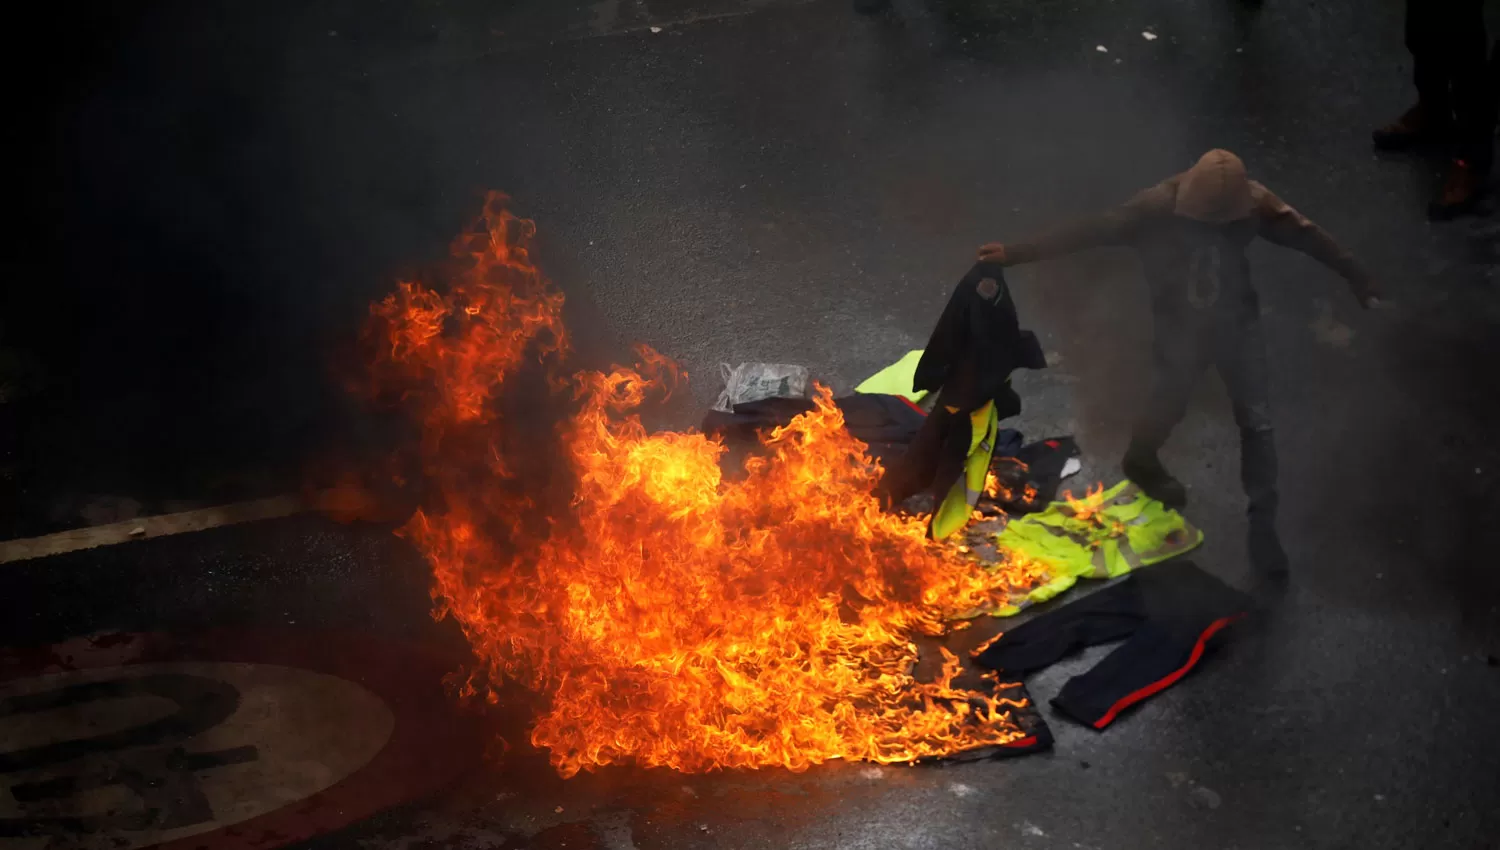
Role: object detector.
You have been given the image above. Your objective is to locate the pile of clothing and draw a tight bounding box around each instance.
[986,480,1204,616]
[867,262,1048,539]
[703,262,1080,525]
[700,392,928,470]
[700,260,1251,750]
[700,392,1081,516]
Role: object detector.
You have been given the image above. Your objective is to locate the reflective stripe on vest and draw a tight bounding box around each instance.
[930,401,1000,540]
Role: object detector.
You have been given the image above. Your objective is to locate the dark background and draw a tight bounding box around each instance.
[3,3,1500,844]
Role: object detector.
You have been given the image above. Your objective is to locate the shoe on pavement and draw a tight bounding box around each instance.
[1248,518,1290,577]
[1373,103,1454,151]
[1428,159,1490,220]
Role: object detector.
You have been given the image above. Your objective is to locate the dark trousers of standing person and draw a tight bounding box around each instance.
[1408,0,1496,171]
[1126,314,1286,574]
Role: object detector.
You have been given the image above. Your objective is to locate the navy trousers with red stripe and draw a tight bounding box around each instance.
[975,561,1249,729]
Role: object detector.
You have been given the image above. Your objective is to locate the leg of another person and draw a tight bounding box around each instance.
[1375,0,1458,149]
[1430,0,1495,218]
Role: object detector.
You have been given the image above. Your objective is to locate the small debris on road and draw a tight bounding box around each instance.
[1188,786,1222,810]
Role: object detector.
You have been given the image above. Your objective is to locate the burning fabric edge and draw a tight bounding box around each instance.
[363,193,1049,777]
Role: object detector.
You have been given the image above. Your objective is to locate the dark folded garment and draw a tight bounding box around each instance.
[975,560,1250,729]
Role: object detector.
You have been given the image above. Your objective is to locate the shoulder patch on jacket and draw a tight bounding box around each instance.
[976,277,1000,302]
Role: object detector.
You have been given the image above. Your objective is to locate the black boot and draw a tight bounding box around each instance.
[1248,515,1289,577]
[1122,444,1187,509]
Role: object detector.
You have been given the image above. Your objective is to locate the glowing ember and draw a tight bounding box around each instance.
[985,467,1038,507]
[365,193,1050,777]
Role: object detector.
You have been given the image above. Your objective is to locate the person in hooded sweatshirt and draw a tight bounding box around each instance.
[977,150,1382,576]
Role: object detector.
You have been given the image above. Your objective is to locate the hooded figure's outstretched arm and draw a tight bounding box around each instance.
[991,181,1176,266]
[1253,183,1380,306]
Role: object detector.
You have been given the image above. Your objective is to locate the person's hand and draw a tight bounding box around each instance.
[978,242,1007,264]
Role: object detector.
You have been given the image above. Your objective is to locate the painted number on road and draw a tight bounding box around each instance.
[0,663,393,850]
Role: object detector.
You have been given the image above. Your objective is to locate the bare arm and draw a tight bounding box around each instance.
[1254,184,1380,306]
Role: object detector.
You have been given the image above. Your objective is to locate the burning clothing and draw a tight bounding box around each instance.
[992,436,1082,512]
[975,560,1249,729]
[929,401,1001,540]
[941,680,1056,762]
[368,194,1081,776]
[702,393,926,467]
[873,402,968,515]
[983,481,1203,617]
[878,263,1046,532]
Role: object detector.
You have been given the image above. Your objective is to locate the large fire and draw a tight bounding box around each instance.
[364,193,1051,777]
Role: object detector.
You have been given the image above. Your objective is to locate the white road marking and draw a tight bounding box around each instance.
[0,495,308,565]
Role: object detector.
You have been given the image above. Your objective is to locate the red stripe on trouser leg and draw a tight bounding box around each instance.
[1091,614,1245,729]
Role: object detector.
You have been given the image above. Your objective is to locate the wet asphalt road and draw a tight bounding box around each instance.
[6,0,1500,847]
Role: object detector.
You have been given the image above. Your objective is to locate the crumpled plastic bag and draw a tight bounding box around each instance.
[712,362,810,413]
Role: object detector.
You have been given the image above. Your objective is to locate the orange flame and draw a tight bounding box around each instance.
[984,464,1037,508]
[1062,482,1108,522]
[367,194,1049,777]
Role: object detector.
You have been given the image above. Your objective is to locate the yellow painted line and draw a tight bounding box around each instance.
[0,495,310,565]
